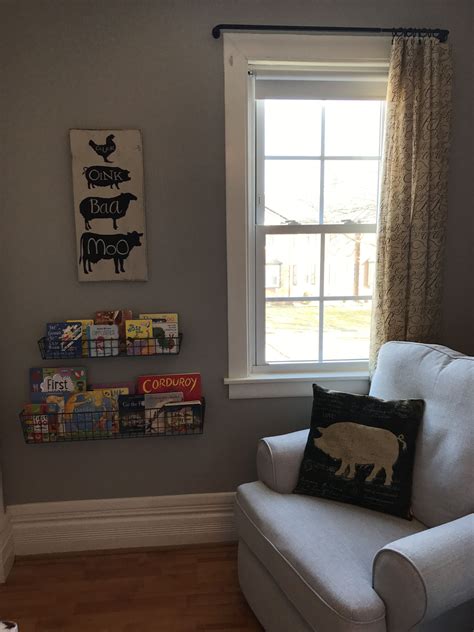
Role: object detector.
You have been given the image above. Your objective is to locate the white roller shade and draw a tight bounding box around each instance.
[252,64,388,100]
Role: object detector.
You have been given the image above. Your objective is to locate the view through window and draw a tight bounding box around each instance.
[255,99,385,365]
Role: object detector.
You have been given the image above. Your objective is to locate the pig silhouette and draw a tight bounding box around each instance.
[314,422,407,486]
[82,166,131,190]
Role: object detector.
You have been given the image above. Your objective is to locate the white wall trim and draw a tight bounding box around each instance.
[224,33,253,380]
[7,492,237,556]
[0,513,15,582]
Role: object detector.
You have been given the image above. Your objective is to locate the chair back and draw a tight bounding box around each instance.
[370,341,474,526]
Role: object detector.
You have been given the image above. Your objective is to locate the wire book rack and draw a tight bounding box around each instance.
[38,334,183,360]
[20,398,205,444]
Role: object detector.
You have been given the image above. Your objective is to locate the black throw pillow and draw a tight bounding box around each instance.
[294,384,424,519]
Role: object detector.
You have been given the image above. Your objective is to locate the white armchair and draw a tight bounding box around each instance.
[236,342,474,631]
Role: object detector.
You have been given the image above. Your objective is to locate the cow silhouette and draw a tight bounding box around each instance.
[314,422,407,486]
[79,231,143,275]
[79,192,137,230]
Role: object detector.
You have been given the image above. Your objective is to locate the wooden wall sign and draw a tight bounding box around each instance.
[70,129,148,282]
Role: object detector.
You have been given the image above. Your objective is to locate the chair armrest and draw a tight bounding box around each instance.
[257,429,308,493]
[373,514,474,630]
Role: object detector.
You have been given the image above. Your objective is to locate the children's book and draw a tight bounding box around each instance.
[144,392,184,435]
[163,400,202,433]
[30,367,87,394]
[91,381,135,395]
[87,324,119,357]
[29,395,66,436]
[30,393,66,412]
[22,403,59,443]
[67,319,94,356]
[46,322,83,358]
[92,386,129,408]
[90,386,131,433]
[118,394,145,435]
[125,319,153,356]
[137,373,202,400]
[63,391,117,437]
[95,310,133,340]
[125,319,152,338]
[139,313,179,354]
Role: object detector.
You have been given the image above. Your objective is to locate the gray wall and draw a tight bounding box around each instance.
[1,0,472,506]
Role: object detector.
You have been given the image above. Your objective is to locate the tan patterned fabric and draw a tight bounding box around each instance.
[370,36,453,371]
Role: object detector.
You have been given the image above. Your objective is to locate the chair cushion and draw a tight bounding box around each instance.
[236,481,425,632]
[294,384,424,519]
[370,342,474,527]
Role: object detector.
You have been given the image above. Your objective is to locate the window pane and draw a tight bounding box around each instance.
[325,101,383,156]
[264,100,322,156]
[265,160,320,224]
[266,301,319,362]
[266,234,320,298]
[324,160,378,224]
[324,233,376,296]
[323,300,371,360]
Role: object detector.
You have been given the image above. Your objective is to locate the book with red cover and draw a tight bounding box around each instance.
[137,373,202,400]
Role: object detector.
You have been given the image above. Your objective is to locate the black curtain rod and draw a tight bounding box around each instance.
[211,24,449,43]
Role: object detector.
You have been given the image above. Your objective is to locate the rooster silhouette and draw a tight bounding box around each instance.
[89,134,116,163]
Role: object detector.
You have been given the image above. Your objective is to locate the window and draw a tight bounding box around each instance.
[222,34,390,398]
[256,97,384,366]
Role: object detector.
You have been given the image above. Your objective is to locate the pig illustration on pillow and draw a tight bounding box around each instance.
[314,422,407,486]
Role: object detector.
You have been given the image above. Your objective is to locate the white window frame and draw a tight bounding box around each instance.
[222,33,390,399]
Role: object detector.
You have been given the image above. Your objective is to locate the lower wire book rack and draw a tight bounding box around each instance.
[20,399,205,444]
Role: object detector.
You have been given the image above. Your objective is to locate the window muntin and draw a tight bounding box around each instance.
[255,97,384,366]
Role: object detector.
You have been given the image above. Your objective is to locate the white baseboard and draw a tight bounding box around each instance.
[0,514,15,581]
[7,492,237,556]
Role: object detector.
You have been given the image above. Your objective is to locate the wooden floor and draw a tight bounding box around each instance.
[0,543,263,631]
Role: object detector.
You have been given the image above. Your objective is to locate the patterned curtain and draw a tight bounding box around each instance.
[370,35,453,370]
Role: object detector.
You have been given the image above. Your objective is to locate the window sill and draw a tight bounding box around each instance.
[224,371,370,399]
